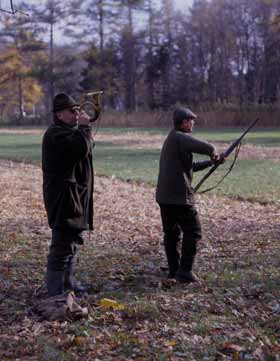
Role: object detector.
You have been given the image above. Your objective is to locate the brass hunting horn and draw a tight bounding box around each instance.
[80,91,103,123]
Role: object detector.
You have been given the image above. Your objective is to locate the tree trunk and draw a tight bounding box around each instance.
[49,16,55,111]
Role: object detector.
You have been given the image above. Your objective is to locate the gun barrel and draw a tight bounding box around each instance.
[194,117,259,192]
[223,118,259,158]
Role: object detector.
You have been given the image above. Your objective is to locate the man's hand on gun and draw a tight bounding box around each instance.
[211,151,226,165]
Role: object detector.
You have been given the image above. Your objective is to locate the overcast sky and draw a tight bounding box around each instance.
[0,0,194,13]
[174,0,193,11]
[1,0,194,10]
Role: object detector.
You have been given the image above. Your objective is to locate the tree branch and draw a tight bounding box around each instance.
[0,0,29,16]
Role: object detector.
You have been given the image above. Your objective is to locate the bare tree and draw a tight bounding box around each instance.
[30,1,69,110]
[0,0,28,15]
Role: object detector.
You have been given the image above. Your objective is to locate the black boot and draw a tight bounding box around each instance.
[167,262,179,279]
[175,269,199,283]
[176,229,199,283]
[64,258,89,294]
[176,255,199,283]
[46,269,65,297]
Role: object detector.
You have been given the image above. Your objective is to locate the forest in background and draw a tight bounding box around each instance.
[0,0,280,126]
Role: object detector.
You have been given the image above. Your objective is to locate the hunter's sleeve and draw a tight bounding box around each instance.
[179,133,216,156]
[52,125,92,161]
[193,160,212,172]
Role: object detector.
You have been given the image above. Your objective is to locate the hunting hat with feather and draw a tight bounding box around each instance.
[52,93,79,113]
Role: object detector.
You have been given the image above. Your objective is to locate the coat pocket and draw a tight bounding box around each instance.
[64,181,83,217]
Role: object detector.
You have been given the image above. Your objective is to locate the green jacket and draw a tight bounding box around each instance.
[42,120,94,231]
[156,129,215,205]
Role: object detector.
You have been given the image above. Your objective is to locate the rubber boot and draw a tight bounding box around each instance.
[64,257,89,293]
[176,269,199,283]
[46,269,65,297]
[176,255,199,283]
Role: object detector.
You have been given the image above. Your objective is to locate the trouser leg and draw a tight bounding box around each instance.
[64,247,78,291]
[177,205,202,273]
[46,230,77,297]
[160,205,181,277]
[63,232,89,293]
[163,225,181,276]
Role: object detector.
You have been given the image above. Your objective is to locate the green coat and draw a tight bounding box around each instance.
[42,121,94,231]
[156,129,215,205]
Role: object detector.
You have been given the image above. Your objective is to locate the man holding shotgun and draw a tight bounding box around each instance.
[156,107,222,283]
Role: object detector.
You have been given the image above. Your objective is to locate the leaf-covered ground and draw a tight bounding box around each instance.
[0,159,279,360]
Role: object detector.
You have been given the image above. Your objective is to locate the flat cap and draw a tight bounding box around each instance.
[173,107,197,123]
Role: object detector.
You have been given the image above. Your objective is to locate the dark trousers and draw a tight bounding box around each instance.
[159,204,202,275]
[47,229,83,272]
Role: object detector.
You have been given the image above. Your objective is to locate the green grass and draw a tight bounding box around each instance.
[93,143,159,183]
[0,128,279,203]
[0,134,42,162]
[197,127,280,146]
[193,158,280,203]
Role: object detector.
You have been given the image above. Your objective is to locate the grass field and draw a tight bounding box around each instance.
[0,127,279,203]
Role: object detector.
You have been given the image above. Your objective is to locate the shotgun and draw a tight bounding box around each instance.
[194,118,259,193]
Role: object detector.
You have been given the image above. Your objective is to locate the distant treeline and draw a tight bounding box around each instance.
[104,108,279,128]
[73,106,280,128]
[7,106,278,128]
[0,0,279,125]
